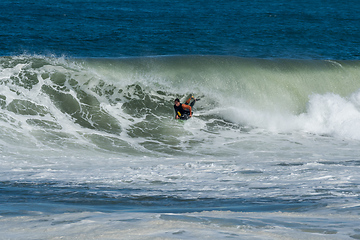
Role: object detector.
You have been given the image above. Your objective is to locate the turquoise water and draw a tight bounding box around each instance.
[1,1,360,239]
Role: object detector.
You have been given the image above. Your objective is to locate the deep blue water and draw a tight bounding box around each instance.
[1,0,360,59]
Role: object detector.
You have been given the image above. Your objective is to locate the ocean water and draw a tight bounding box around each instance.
[1,1,360,240]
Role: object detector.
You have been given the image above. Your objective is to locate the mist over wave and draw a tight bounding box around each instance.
[1,55,360,157]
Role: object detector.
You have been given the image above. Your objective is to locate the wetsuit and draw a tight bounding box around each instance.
[174,97,195,120]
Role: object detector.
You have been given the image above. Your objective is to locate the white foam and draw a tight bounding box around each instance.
[302,92,360,139]
[209,89,360,141]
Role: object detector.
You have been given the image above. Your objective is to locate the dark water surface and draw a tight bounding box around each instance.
[1,0,360,59]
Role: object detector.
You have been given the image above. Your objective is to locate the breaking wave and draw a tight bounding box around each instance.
[2,55,360,156]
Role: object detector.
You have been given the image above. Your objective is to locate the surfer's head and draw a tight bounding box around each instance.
[174,98,180,107]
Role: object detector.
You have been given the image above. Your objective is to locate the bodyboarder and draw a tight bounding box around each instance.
[174,96,198,120]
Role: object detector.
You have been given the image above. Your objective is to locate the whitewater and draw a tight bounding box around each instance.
[0,55,359,239]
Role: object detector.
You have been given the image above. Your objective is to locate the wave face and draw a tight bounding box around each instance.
[2,55,360,157]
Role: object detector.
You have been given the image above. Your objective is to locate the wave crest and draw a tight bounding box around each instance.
[2,55,360,154]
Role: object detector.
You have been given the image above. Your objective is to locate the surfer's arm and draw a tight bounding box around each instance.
[181,104,192,117]
[185,97,192,105]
